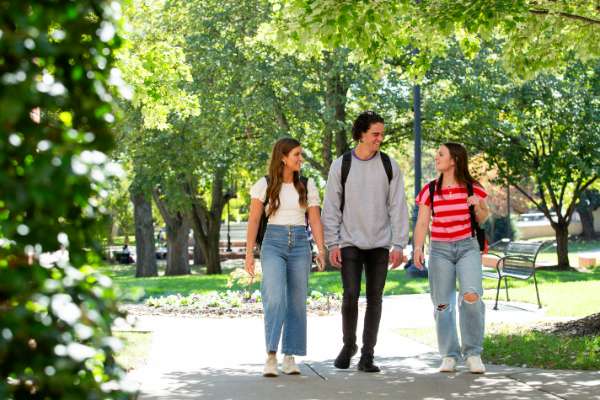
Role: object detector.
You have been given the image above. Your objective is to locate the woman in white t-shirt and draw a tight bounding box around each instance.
[245,137,325,378]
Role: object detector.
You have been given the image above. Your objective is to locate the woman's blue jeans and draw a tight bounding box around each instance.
[260,224,312,355]
[428,237,485,360]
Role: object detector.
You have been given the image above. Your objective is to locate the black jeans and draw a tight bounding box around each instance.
[340,246,389,357]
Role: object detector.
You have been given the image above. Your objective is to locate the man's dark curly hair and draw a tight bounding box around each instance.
[351,110,384,141]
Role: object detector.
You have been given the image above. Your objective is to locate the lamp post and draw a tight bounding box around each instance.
[507,183,511,238]
[412,0,422,231]
[225,180,237,253]
[413,84,422,230]
[226,200,232,252]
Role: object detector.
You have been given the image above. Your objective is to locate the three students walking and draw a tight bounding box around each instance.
[246,112,489,377]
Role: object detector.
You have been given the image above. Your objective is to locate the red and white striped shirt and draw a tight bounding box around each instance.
[415,181,487,242]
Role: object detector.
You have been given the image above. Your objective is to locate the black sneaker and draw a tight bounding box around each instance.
[357,356,380,373]
[334,344,358,369]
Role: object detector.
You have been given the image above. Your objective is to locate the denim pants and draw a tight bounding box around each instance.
[340,246,389,357]
[428,237,485,359]
[260,224,312,355]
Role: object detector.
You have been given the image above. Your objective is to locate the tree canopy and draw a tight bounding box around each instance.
[267,0,600,79]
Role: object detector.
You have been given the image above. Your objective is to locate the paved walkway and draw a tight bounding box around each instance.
[127,294,600,399]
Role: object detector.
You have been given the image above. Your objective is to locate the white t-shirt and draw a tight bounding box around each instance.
[250,177,320,226]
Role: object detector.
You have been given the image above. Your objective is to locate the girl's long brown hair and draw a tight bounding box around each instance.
[435,142,480,194]
[266,138,307,216]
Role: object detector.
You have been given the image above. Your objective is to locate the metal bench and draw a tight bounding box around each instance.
[482,240,550,310]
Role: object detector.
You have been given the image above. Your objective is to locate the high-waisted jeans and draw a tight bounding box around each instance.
[340,246,389,357]
[428,237,485,360]
[260,224,312,355]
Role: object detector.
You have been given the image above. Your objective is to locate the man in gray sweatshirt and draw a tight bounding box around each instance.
[322,111,409,373]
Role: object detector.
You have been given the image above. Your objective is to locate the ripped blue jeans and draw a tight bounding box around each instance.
[428,237,485,359]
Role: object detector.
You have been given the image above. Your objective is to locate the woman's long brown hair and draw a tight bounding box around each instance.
[266,138,307,216]
[435,142,480,194]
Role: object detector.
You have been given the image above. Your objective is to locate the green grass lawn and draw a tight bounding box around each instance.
[102,263,600,318]
[481,268,600,317]
[483,279,600,317]
[395,325,600,370]
[533,238,600,267]
[483,327,600,370]
[107,235,137,247]
[100,264,431,301]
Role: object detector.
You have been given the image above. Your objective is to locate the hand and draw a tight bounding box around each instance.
[413,247,425,270]
[245,254,255,277]
[328,247,342,269]
[467,195,481,207]
[389,249,403,269]
[315,253,326,272]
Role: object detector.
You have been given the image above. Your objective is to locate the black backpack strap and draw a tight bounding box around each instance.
[379,152,393,183]
[428,180,436,216]
[300,175,309,216]
[340,151,352,212]
[262,175,270,206]
[256,176,270,249]
[466,182,476,238]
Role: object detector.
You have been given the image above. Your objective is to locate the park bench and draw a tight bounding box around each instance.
[482,239,551,310]
[113,250,134,264]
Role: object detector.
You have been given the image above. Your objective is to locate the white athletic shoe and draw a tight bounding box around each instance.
[263,354,278,377]
[466,355,486,374]
[439,357,457,372]
[281,355,301,375]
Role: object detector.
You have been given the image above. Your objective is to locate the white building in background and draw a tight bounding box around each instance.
[516,211,583,240]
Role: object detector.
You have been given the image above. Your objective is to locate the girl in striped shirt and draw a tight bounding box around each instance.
[413,142,490,374]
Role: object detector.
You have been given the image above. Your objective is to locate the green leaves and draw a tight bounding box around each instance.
[424,44,599,230]
[1,0,132,398]
[271,0,600,79]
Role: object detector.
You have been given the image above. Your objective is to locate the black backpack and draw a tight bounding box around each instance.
[255,175,310,250]
[428,180,487,252]
[340,151,393,212]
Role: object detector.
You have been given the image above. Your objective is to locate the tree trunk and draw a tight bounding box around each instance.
[131,191,157,277]
[153,189,190,276]
[576,193,596,240]
[187,168,232,275]
[204,226,222,274]
[106,216,117,262]
[165,217,190,276]
[552,221,571,270]
[320,50,350,177]
[193,232,205,266]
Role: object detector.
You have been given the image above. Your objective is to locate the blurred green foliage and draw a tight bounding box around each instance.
[1,1,133,398]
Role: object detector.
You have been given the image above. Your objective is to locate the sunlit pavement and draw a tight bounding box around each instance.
[127,294,600,400]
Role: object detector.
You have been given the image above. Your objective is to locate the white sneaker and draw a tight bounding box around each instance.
[466,355,486,374]
[263,354,278,377]
[439,357,457,372]
[281,355,301,375]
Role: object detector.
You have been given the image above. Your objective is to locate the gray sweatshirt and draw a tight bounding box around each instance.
[322,151,409,250]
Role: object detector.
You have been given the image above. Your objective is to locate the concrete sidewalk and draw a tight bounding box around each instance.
[128,295,600,400]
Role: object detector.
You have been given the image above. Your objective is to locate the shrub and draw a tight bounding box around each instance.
[0,1,133,398]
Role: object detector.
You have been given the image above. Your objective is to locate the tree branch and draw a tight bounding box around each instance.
[565,175,598,225]
[511,181,544,212]
[529,9,600,25]
[268,85,291,133]
[303,151,328,179]
[183,180,210,239]
[496,162,545,212]
[152,187,174,226]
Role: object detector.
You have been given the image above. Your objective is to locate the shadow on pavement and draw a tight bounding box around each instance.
[139,353,600,400]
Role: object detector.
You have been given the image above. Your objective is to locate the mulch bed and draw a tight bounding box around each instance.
[537,312,600,336]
